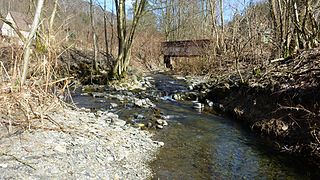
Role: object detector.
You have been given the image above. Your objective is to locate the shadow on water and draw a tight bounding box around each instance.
[149,73,318,179]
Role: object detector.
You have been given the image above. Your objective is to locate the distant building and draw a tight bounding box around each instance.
[1,11,31,39]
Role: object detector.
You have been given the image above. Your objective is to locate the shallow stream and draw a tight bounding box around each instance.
[72,73,318,179]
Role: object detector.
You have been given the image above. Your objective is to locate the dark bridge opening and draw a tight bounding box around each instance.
[161,39,211,69]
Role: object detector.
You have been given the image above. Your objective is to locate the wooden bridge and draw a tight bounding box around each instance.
[161,39,211,68]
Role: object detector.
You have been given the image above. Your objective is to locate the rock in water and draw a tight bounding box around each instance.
[162,120,168,126]
[173,94,181,100]
[110,103,118,108]
[156,119,168,126]
[134,98,156,108]
[91,92,106,98]
[156,125,164,129]
[193,102,204,109]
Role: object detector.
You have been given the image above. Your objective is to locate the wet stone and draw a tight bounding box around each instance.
[156,125,164,129]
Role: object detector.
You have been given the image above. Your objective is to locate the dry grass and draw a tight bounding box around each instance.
[0,15,72,132]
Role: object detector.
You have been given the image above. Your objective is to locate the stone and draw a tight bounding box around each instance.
[91,92,106,98]
[153,141,164,147]
[162,120,168,126]
[156,119,168,126]
[146,122,153,128]
[107,112,119,119]
[134,98,155,108]
[112,119,126,127]
[156,125,163,129]
[97,99,106,103]
[80,107,91,112]
[156,119,164,125]
[206,99,214,107]
[0,106,159,179]
[0,164,8,168]
[282,124,289,131]
[134,114,144,119]
[172,94,181,100]
[54,144,67,153]
[193,102,204,109]
[110,103,118,108]
[137,123,145,128]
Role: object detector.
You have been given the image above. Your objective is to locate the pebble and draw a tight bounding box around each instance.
[153,141,165,147]
[0,164,8,168]
[156,125,164,129]
[193,102,204,109]
[0,108,159,179]
[91,92,106,98]
[173,94,181,100]
[112,119,127,126]
[54,144,67,154]
[110,103,118,108]
[156,119,168,126]
[134,114,144,119]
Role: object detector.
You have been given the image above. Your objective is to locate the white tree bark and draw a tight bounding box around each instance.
[20,0,45,86]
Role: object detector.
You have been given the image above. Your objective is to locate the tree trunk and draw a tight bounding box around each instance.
[112,0,146,79]
[90,0,99,71]
[219,0,225,52]
[20,0,44,86]
[103,0,109,54]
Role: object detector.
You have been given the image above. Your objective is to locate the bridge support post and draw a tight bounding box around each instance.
[164,55,172,69]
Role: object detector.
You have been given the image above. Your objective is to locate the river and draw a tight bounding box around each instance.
[72,73,319,179]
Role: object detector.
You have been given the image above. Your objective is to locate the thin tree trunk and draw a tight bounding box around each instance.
[103,0,109,54]
[90,0,99,71]
[21,0,44,86]
[110,0,115,55]
[219,0,225,52]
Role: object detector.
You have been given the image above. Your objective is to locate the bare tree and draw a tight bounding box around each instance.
[21,0,45,86]
[90,0,99,71]
[112,0,147,79]
[103,0,109,54]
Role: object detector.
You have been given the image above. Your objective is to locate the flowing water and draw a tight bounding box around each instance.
[72,74,319,179]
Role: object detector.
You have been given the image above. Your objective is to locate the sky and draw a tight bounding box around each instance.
[94,0,264,21]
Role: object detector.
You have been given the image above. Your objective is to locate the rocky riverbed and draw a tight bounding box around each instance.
[0,107,162,179]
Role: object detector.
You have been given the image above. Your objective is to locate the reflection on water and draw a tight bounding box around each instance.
[151,100,315,179]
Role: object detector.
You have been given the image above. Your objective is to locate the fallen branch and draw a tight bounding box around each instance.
[270,57,285,63]
[293,68,320,76]
[275,104,316,116]
[0,152,36,170]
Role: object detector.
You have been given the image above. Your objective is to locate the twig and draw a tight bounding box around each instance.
[293,68,320,76]
[311,130,320,144]
[0,152,36,170]
[43,77,74,86]
[270,57,285,63]
[276,104,316,116]
[0,61,11,81]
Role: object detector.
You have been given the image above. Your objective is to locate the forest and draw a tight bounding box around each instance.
[0,0,319,179]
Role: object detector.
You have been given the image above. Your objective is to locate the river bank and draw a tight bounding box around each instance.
[0,105,161,179]
[186,49,320,167]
